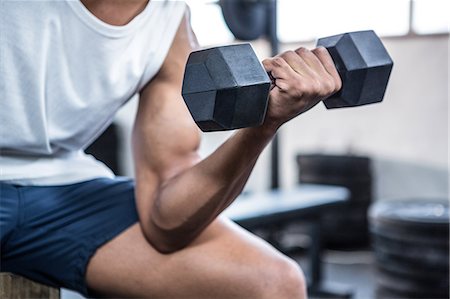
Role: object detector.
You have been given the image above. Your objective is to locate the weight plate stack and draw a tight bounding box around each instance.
[297,154,372,248]
[369,199,449,299]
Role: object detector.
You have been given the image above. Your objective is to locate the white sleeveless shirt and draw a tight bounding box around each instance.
[0,0,187,185]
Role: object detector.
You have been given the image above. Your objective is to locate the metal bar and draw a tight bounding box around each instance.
[309,221,323,285]
[267,0,280,190]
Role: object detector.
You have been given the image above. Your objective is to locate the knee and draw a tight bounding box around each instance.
[256,257,307,299]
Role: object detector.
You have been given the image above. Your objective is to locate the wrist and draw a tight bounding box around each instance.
[240,122,279,141]
[260,118,282,135]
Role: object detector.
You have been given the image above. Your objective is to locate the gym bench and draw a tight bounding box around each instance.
[224,184,353,299]
[0,273,60,299]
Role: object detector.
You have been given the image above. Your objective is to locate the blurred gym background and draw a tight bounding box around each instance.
[78,1,449,299]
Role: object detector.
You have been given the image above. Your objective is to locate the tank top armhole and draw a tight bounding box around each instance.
[137,1,187,92]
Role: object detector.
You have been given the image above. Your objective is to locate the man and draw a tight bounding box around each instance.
[0,0,341,298]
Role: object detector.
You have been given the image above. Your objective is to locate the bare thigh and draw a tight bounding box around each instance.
[86,216,306,298]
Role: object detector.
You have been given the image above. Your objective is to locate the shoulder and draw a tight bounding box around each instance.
[153,8,199,84]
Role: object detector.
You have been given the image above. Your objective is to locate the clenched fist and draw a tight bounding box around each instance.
[262,47,342,129]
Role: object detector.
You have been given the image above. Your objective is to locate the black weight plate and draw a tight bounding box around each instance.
[320,201,371,247]
[375,287,405,299]
[299,172,372,182]
[374,247,449,281]
[297,155,373,206]
[324,230,369,247]
[219,0,267,41]
[297,154,372,178]
[376,268,449,298]
[369,199,449,229]
[323,212,369,230]
[321,201,370,218]
[322,204,370,223]
[372,234,449,272]
[372,232,449,259]
[295,154,374,248]
[322,216,370,247]
[376,286,448,299]
[370,223,449,246]
[323,217,369,233]
[369,199,449,248]
[373,235,449,275]
[299,174,372,185]
[299,176,373,201]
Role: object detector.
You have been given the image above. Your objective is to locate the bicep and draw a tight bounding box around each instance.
[133,82,201,182]
[132,12,201,221]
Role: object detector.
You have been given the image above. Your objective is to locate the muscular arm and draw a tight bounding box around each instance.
[133,14,272,253]
[133,14,341,254]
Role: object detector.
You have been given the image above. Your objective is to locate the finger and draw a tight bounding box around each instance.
[262,57,298,80]
[268,71,294,92]
[263,57,295,77]
[278,51,313,77]
[271,78,292,91]
[312,47,342,91]
[295,47,328,76]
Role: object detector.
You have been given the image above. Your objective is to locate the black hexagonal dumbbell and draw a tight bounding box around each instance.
[182,30,393,132]
[317,30,394,109]
[181,44,271,132]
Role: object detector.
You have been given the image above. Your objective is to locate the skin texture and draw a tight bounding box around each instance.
[84,0,341,297]
[80,0,148,26]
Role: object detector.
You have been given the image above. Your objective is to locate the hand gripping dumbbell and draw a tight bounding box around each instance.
[182,30,394,132]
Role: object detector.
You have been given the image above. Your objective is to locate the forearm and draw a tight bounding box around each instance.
[136,20,341,253]
[146,124,276,252]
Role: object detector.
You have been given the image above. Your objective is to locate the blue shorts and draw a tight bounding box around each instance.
[0,177,139,297]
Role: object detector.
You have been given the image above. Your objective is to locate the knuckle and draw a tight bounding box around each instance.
[314,46,328,56]
[325,79,336,94]
[318,77,333,95]
[280,51,298,62]
[270,68,282,78]
[272,57,286,66]
[262,59,272,69]
[309,79,321,94]
[295,47,309,55]
[281,50,295,59]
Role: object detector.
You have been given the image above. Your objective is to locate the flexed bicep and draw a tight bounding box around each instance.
[132,12,202,245]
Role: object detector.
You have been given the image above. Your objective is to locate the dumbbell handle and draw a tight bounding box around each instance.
[264,46,339,96]
[266,31,392,109]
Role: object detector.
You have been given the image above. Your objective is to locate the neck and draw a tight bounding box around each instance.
[80,0,150,26]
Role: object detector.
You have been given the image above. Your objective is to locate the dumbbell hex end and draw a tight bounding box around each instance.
[317,30,394,109]
[182,44,271,132]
